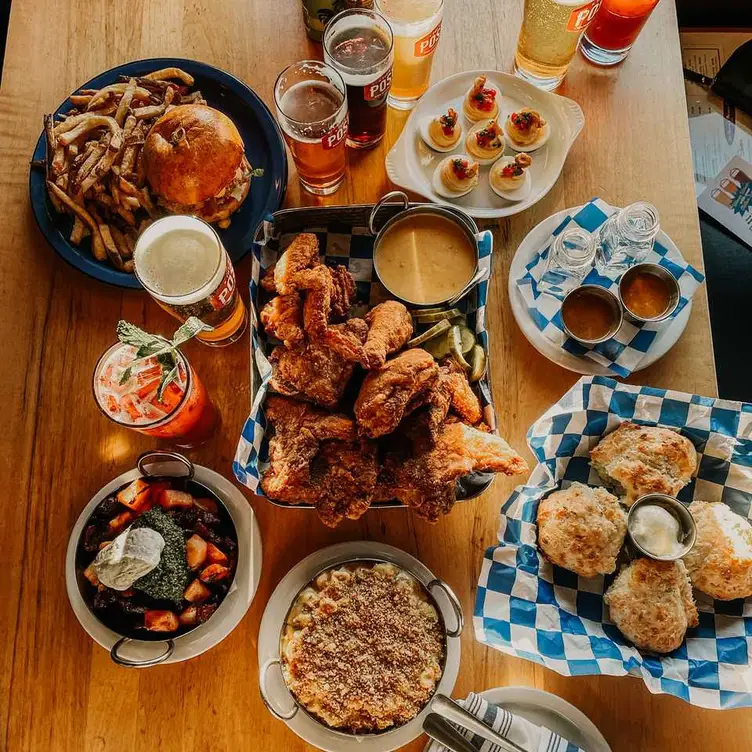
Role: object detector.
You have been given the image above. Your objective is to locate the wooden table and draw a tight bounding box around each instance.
[1,1,748,750]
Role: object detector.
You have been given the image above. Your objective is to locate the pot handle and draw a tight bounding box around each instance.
[367,190,409,236]
[259,657,299,720]
[427,578,464,638]
[110,636,175,668]
[137,450,194,481]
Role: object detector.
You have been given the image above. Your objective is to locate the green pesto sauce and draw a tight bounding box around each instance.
[131,508,189,605]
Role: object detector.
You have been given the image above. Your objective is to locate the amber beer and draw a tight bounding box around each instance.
[375,0,443,110]
[274,61,349,195]
[515,0,602,90]
[324,9,394,149]
[134,216,247,347]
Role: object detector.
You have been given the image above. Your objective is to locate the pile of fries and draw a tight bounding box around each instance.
[40,68,207,271]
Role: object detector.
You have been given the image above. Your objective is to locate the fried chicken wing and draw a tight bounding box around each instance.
[260,396,356,504]
[274,233,320,294]
[426,359,483,440]
[393,422,529,521]
[260,264,277,292]
[362,301,413,369]
[330,264,356,319]
[354,349,439,438]
[260,294,305,348]
[323,318,369,363]
[312,440,378,527]
[270,330,361,409]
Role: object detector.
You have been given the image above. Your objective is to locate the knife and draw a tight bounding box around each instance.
[424,713,482,752]
[430,694,526,752]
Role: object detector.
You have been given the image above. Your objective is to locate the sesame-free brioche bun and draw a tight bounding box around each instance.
[143,104,245,206]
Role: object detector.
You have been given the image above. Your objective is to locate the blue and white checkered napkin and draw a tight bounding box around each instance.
[474,375,752,710]
[426,693,582,752]
[515,198,705,378]
[232,214,496,493]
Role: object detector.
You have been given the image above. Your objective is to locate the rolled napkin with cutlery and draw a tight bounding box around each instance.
[426,693,582,752]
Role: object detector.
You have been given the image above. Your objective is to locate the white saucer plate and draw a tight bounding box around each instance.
[386,70,584,219]
[508,204,691,375]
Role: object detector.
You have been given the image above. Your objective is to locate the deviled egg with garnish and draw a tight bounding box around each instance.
[420,107,463,152]
[465,119,505,165]
[432,156,480,198]
[462,75,500,122]
[504,108,550,152]
[489,153,532,201]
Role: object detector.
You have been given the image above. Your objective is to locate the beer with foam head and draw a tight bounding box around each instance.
[134,215,247,346]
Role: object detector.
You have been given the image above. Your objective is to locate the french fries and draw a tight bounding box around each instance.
[38,67,205,270]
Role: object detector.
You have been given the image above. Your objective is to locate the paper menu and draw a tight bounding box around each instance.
[696,156,752,249]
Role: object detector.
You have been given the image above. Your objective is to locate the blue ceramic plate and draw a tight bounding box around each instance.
[30,57,287,289]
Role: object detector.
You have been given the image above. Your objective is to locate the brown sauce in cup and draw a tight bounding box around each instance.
[562,289,619,341]
[621,272,671,319]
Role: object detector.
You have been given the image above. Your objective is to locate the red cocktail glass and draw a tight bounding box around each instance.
[580,0,660,66]
[93,342,219,449]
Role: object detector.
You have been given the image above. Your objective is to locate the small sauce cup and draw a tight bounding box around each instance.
[626,494,696,561]
[561,285,623,345]
[618,263,680,324]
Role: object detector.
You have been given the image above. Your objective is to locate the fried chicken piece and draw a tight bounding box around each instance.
[330,264,356,319]
[260,264,277,292]
[426,359,483,440]
[260,294,305,348]
[312,440,378,527]
[323,318,369,363]
[354,349,439,438]
[260,396,356,504]
[296,265,332,337]
[274,233,320,294]
[362,301,413,369]
[269,326,363,409]
[393,422,529,521]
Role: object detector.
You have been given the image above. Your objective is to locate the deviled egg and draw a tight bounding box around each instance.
[420,107,463,152]
[463,76,500,122]
[465,119,505,165]
[489,153,532,201]
[504,108,550,152]
[433,156,480,198]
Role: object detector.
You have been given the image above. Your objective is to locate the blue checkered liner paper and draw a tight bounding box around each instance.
[474,375,752,710]
[232,212,495,494]
[516,198,705,378]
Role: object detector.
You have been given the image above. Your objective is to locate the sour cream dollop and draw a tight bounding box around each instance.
[93,527,165,590]
[630,504,683,557]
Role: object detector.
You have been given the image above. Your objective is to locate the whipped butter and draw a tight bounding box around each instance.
[630,504,683,558]
[93,527,165,590]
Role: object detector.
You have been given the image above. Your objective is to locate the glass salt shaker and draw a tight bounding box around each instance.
[595,202,660,275]
[538,226,596,296]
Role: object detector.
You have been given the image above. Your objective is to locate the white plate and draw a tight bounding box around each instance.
[422,686,611,752]
[257,541,462,752]
[386,71,584,219]
[65,464,262,665]
[508,204,691,375]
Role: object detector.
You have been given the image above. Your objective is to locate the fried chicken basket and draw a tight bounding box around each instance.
[474,375,752,709]
[232,201,496,509]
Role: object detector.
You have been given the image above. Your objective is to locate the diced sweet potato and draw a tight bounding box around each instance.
[186,534,208,570]
[117,478,151,511]
[206,543,228,565]
[159,489,194,510]
[83,565,99,586]
[199,564,231,583]
[144,610,179,632]
[193,497,219,515]
[184,579,211,603]
[179,606,198,626]
[108,510,134,533]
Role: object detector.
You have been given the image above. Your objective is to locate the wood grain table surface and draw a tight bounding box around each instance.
[1,0,749,750]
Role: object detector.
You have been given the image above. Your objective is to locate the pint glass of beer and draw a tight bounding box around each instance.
[324,9,394,149]
[134,216,247,347]
[515,0,602,90]
[274,61,349,195]
[374,0,443,110]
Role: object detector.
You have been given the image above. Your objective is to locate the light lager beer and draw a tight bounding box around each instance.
[515,0,602,90]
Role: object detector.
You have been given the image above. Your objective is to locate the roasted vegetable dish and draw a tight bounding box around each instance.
[76,477,237,639]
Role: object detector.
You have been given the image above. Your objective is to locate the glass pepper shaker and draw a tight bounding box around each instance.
[538,226,596,296]
[595,201,660,275]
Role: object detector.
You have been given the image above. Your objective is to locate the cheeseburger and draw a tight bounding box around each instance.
[143,104,254,227]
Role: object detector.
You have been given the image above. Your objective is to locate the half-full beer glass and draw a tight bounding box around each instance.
[515,0,602,90]
[375,0,443,110]
[274,61,349,195]
[134,215,247,347]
